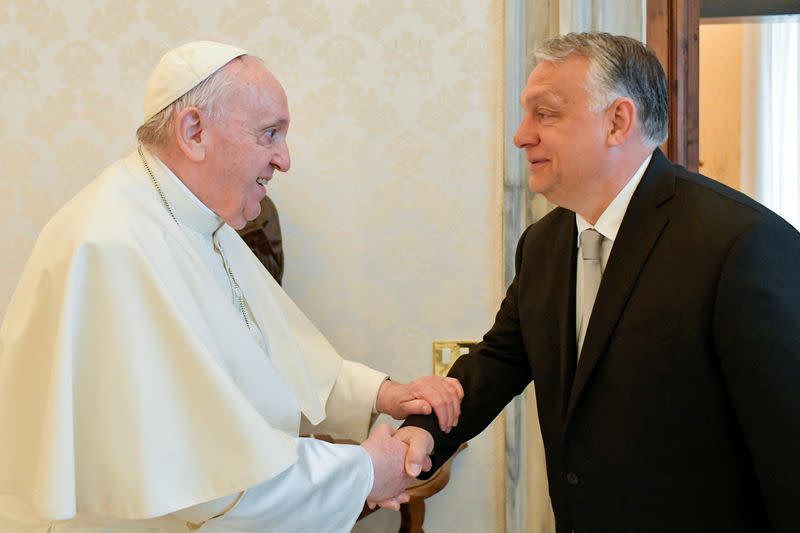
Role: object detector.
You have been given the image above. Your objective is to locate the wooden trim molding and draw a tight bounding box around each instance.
[647,0,700,171]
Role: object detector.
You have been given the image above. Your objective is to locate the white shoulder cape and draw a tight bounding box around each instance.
[0,152,341,523]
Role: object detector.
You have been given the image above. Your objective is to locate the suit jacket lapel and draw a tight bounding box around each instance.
[551,214,579,418]
[566,150,676,422]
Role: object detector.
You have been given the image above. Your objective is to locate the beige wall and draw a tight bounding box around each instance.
[699,23,744,189]
[0,1,505,532]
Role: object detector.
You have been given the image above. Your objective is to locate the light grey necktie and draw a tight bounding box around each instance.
[578,228,604,358]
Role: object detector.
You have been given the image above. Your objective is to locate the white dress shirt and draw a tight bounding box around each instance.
[575,154,653,355]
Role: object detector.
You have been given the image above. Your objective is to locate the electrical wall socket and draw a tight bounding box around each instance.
[432,340,477,377]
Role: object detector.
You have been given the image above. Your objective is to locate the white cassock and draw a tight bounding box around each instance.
[0,147,387,533]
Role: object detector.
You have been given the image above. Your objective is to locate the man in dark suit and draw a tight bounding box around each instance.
[397,32,800,532]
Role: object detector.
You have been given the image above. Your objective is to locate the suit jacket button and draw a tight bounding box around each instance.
[566,472,580,485]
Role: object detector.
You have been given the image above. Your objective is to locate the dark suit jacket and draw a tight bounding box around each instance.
[404,149,800,532]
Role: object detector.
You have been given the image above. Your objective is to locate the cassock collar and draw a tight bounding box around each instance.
[139,146,224,235]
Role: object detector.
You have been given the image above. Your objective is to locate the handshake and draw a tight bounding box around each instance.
[360,376,464,510]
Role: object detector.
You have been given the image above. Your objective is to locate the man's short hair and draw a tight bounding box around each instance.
[535,32,669,147]
[135,56,245,147]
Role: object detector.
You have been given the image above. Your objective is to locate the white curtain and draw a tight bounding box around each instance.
[741,20,800,229]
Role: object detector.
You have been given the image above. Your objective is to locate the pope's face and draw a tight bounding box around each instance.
[513,55,609,210]
[205,57,291,229]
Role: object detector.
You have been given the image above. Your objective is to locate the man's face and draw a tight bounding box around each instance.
[513,55,609,210]
[204,57,291,229]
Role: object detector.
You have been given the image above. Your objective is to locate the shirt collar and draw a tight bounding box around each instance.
[140,146,224,236]
[576,153,653,245]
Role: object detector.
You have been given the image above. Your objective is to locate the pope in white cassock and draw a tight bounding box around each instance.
[0,41,463,532]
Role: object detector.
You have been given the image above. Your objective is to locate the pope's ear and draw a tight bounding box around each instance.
[606,97,636,147]
[174,107,206,162]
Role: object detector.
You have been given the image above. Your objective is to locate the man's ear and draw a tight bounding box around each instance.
[174,107,207,162]
[606,97,636,147]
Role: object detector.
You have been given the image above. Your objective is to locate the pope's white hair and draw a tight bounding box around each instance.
[136,55,251,148]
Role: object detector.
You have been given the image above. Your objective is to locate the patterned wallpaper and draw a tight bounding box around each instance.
[1,1,504,531]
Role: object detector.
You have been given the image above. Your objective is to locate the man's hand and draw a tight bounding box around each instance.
[394,426,434,477]
[360,424,411,510]
[375,377,464,432]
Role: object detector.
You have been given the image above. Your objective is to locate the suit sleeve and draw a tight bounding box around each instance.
[713,218,800,532]
[403,226,535,478]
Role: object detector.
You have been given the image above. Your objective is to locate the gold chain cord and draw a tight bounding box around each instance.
[137,146,251,331]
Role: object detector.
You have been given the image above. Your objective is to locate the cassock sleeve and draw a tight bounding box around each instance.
[300,359,388,441]
[173,438,373,532]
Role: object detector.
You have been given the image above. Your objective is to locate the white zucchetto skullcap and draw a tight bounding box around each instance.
[143,40,248,122]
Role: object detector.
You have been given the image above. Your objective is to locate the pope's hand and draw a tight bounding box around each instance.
[394,426,434,477]
[360,424,410,510]
[375,376,464,432]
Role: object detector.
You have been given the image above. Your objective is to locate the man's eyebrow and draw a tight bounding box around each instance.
[258,118,289,130]
[521,89,565,106]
